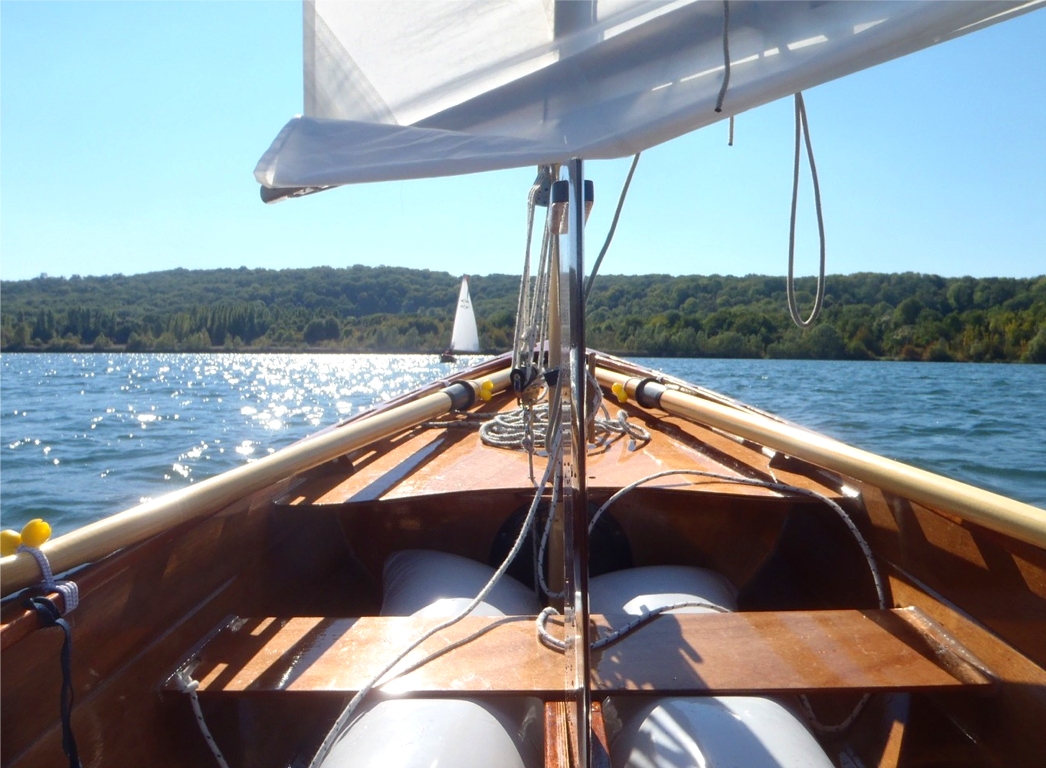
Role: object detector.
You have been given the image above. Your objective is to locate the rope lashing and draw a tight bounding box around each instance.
[3,520,79,613]
[24,596,82,768]
[19,545,80,613]
[786,91,827,328]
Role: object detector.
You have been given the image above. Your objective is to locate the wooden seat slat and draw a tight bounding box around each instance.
[167,609,992,698]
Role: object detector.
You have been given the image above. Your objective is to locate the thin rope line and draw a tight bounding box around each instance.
[786,91,827,328]
[537,599,730,652]
[585,465,880,735]
[588,468,884,608]
[584,153,641,303]
[714,0,731,113]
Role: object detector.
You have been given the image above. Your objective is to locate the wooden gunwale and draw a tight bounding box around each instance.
[594,366,1046,549]
[0,368,512,596]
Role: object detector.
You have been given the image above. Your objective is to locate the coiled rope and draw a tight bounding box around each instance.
[479,402,650,455]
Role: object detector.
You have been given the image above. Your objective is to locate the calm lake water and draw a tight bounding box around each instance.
[1,353,1043,536]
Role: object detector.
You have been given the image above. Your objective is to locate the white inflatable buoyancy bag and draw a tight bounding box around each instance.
[318,550,542,768]
[590,565,834,768]
[381,549,540,618]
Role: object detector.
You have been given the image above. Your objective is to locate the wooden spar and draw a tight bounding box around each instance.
[0,369,512,596]
[595,367,1046,550]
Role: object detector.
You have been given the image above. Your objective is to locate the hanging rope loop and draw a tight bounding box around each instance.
[786,91,827,328]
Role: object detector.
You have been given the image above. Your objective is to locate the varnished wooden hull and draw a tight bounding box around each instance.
[3,352,1044,767]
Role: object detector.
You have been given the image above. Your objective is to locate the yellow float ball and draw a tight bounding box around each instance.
[20,519,51,548]
[0,530,21,557]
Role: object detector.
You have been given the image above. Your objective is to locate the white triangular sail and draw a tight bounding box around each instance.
[256,0,1041,189]
[449,277,480,354]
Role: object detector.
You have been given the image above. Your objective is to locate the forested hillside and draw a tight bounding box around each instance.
[2,267,1044,362]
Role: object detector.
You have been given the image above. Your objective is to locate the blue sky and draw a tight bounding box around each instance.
[1,1,1044,283]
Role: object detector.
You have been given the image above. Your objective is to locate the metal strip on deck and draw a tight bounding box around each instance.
[170,608,993,697]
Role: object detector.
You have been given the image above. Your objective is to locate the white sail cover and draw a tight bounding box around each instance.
[450,277,480,353]
[256,0,1041,190]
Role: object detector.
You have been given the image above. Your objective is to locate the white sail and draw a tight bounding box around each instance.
[256,0,1041,190]
[449,277,480,354]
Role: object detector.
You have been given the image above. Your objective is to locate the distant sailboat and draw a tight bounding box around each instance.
[440,276,480,362]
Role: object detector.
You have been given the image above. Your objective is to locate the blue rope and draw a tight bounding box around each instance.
[24,595,82,768]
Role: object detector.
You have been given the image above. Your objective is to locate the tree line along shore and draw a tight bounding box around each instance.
[2,267,1044,363]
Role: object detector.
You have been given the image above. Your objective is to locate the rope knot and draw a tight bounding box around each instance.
[174,669,201,694]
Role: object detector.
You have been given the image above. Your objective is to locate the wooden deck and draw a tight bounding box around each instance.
[282,396,845,506]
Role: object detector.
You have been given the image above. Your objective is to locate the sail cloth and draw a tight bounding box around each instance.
[256,0,1040,191]
[449,278,481,354]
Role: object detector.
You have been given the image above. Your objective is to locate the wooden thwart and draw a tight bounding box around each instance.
[168,608,993,698]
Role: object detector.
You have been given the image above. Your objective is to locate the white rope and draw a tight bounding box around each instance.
[480,404,550,450]
[786,91,827,328]
[174,670,231,768]
[480,403,650,455]
[307,430,564,768]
